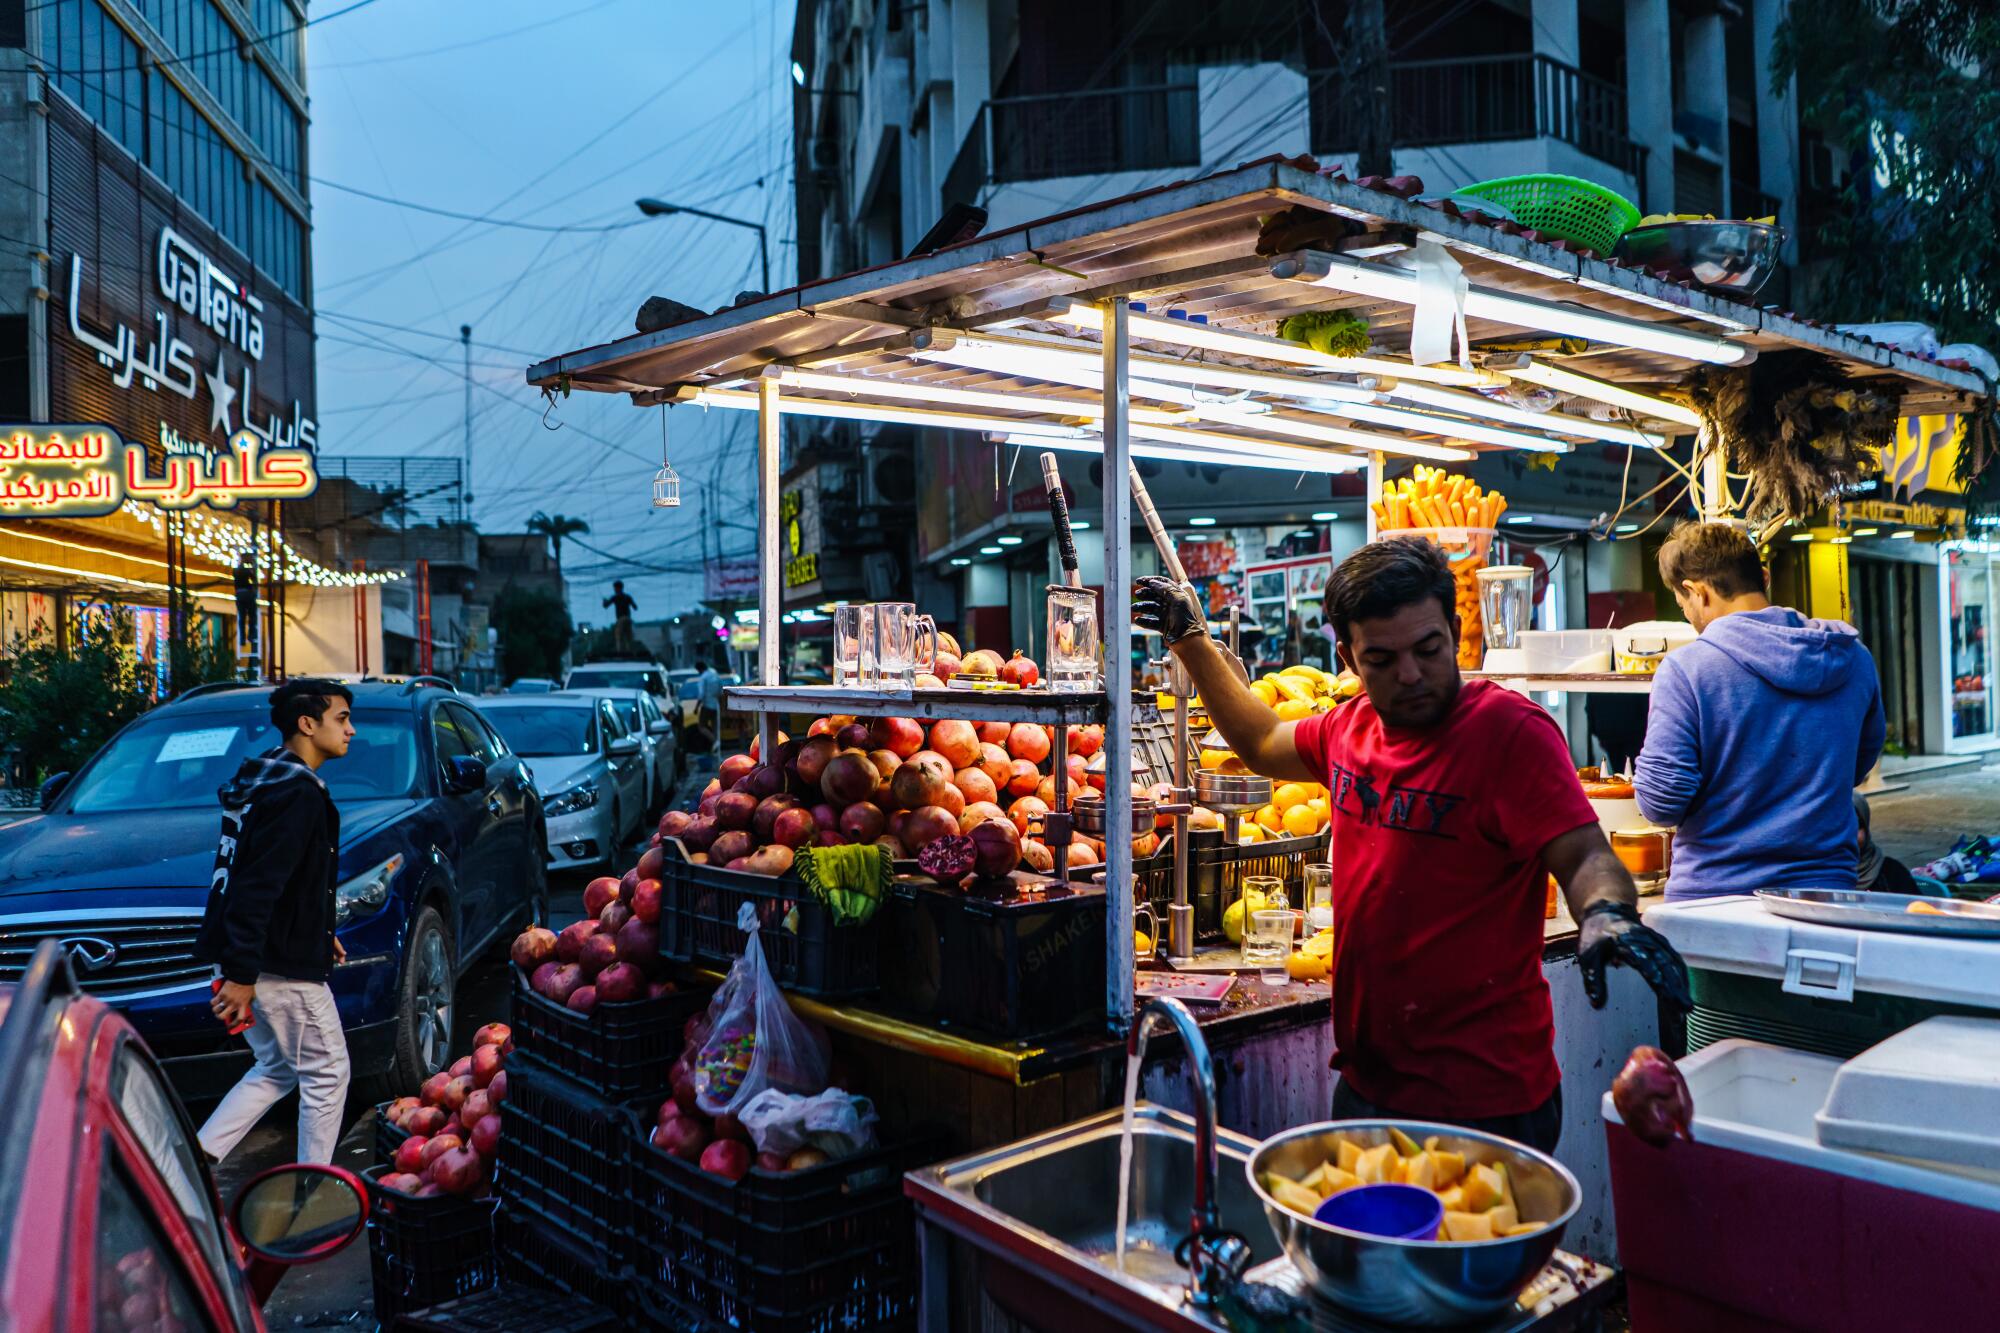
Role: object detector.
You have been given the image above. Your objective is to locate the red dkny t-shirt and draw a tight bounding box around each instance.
[1291,680,1596,1119]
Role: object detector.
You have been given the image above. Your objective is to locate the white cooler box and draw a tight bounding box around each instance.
[1644,894,2000,1057]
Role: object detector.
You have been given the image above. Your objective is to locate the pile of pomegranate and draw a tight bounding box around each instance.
[376,1022,513,1197]
[510,846,683,1011]
[646,1009,833,1181]
[654,644,1156,885]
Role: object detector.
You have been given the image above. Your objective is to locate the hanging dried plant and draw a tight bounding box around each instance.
[1949,380,2000,524]
[1665,351,1899,522]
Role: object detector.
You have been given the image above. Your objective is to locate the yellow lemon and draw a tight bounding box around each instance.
[1273,698,1314,722]
[1222,888,1270,943]
[1135,930,1154,955]
[1285,950,1329,982]
[1256,803,1284,833]
[1308,797,1329,819]
[1237,821,1267,844]
[1272,783,1308,811]
[1282,803,1320,837]
[1200,747,1231,771]
[1250,679,1279,706]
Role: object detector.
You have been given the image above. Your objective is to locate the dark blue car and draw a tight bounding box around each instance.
[0,679,547,1101]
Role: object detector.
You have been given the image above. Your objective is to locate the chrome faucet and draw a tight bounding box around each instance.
[1128,995,1249,1308]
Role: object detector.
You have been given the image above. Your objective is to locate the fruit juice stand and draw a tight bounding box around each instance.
[501,157,1989,1330]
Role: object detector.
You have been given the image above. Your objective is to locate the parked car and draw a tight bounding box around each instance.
[0,940,370,1329]
[507,677,558,694]
[0,679,546,1102]
[478,693,646,872]
[565,685,677,805]
[564,659,669,699]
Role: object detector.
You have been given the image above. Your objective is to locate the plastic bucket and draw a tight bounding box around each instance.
[1314,1183,1444,1241]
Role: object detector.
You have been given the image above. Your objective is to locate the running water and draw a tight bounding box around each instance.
[1113,1045,1143,1273]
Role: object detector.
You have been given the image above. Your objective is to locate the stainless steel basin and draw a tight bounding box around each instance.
[908,1104,1284,1330]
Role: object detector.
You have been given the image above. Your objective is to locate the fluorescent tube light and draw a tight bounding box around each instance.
[1890,530,1916,539]
[1311,511,1337,521]
[906,331,1385,403]
[1271,253,1751,365]
[1383,382,1668,449]
[1288,400,1572,453]
[979,545,1004,554]
[1046,304,1497,386]
[950,558,971,566]
[1189,517,1217,526]
[1851,527,1879,537]
[1790,533,1814,542]
[1615,523,1641,533]
[996,535,1024,545]
[993,429,1364,476]
[765,367,1186,424]
[1489,357,1704,429]
[1507,515,1534,525]
[1189,404,1475,461]
[676,387,1085,437]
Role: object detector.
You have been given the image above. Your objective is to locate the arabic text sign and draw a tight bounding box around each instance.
[0,425,319,518]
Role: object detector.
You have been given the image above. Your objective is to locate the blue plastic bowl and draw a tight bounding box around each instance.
[1314,1183,1444,1242]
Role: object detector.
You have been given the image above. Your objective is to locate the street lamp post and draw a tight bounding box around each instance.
[634,198,769,295]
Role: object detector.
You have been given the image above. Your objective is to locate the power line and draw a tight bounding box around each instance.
[310,0,622,69]
[311,176,656,233]
[32,0,383,77]
[317,309,550,358]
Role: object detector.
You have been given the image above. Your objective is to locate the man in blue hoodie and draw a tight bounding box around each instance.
[1636,523,1886,900]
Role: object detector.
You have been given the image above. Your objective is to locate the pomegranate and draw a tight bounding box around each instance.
[787,1147,829,1171]
[541,963,583,1005]
[902,804,960,852]
[917,833,977,883]
[927,720,981,769]
[529,960,561,996]
[820,751,878,806]
[555,919,601,964]
[1008,796,1050,838]
[1612,1046,1696,1148]
[470,1045,503,1088]
[738,845,794,876]
[698,793,721,816]
[810,802,839,832]
[420,1072,452,1107]
[615,917,661,970]
[1007,723,1052,763]
[631,843,663,881]
[620,867,641,898]
[1036,774,1060,807]
[418,1133,463,1169]
[567,985,598,1013]
[379,1171,424,1195]
[449,1055,473,1080]
[679,815,719,853]
[632,878,663,925]
[975,742,1011,788]
[968,818,1022,879]
[700,1139,752,1181]
[756,1150,790,1172]
[752,793,804,841]
[671,1061,700,1113]
[815,829,845,847]
[806,716,835,738]
[702,778,721,799]
[962,649,1005,677]
[958,800,1008,834]
[487,1071,508,1104]
[742,764,787,801]
[838,801,887,844]
[470,1113,502,1158]
[440,1076,474,1113]
[473,1022,510,1050]
[1070,724,1104,757]
[578,932,618,979]
[713,790,757,830]
[659,809,693,838]
[867,716,926,758]
[1066,841,1097,868]
[999,651,1040,687]
[1006,759,1042,798]
[835,721,872,750]
[653,1115,709,1162]
[595,960,646,1003]
[393,1135,429,1175]
[771,806,817,848]
[719,754,757,787]
[937,630,963,656]
[404,1106,446,1138]
[509,927,557,971]
[951,767,996,806]
[873,834,907,859]
[580,877,619,917]
[864,749,902,806]
[712,1112,750,1143]
[708,830,753,865]
[792,736,838,788]
[428,1145,484,1196]
[887,809,909,841]
[648,979,677,998]
[460,1088,494,1126]
[599,901,633,936]
[1019,839,1055,872]
[891,755,952,810]
[933,650,963,683]
[386,1096,420,1127]
[975,720,1011,746]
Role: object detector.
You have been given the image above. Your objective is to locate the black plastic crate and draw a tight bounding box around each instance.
[1187,826,1326,940]
[374,1100,412,1167]
[877,879,1105,1041]
[509,966,711,1102]
[494,1203,626,1310]
[495,1063,642,1270]
[387,1282,621,1332]
[661,838,880,997]
[624,1115,936,1333]
[364,1166,499,1323]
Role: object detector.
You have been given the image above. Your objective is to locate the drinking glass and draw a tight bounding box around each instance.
[1045,585,1100,692]
[862,602,937,689]
[1243,873,1288,913]
[1244,910,1293,986]
[1133,903,1160,961]
[1303,863,1334,934]
[832,603,864,686]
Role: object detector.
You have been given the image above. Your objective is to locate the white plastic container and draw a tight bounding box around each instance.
[1816,1016,2000,1173]
[1517,628,1613,674]
[1610,619,1696,674]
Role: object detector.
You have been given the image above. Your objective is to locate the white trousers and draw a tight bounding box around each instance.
[197,975,352,1165]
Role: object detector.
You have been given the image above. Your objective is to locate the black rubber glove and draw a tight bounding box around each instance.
[1577,900,1693,1012]
[1132,576,1208,645]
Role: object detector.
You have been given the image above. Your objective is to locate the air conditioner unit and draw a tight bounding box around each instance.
[808,137,842,171]
[857,441,915,509]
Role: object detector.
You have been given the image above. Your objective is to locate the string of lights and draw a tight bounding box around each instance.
[119,501,406,589]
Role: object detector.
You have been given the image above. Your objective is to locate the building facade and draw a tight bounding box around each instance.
[0,0,358,683]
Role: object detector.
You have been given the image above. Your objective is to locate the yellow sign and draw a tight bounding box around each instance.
[0,424,318,518]
[1881,414,1966,500]
[780,483,820,591]
[728,623,760,650]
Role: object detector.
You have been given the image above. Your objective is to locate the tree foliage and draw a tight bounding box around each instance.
[491,583,572,684]
[1774,0,2000,346]
[0,608,150,784]
[525,512,590,569]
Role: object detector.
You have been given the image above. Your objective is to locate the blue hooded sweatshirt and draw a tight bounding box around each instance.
[1634,606,1885,900]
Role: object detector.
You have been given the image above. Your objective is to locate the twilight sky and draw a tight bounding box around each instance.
[305,0,794,628]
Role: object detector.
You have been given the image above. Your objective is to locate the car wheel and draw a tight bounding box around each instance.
[389,906,454,1094]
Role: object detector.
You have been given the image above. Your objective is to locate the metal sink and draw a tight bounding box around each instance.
[907,1104,1284,1331]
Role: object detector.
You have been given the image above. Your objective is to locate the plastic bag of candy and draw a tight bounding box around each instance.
[694,903,830,1116]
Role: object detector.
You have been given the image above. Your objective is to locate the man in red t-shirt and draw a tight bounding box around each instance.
[1136,537,1689,1152]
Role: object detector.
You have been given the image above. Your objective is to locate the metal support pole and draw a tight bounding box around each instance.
[460,325,474,521]
[1101,298,1135,1036]
[1366,451,1385,541]
[1700,445,1727,523]
[756,376,783,760]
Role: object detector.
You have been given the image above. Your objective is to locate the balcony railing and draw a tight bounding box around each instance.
[1309,53,1645,185]
[943,84,1200,208]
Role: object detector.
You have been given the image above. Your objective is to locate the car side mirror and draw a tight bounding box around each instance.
[230,1163,369,1302]
[648,719,673,736]
[608,736,641,757]
[39,772,70,809]
[443,755,487,792]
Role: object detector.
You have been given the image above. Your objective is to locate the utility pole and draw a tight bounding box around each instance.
[461,324,474,524]
[1349,0,1392,179]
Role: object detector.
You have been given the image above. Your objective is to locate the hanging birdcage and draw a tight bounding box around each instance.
[652,406,681,507]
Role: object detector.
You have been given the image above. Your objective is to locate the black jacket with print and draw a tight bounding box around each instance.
[193,747,342,985]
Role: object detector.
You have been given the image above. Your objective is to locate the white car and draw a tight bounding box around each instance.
[564,686,676,808]
[478,694,647,871]
[564,660,670,700]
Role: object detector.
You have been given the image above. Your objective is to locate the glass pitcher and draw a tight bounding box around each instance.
[862,602,937,688]
[1045,585,1100,692]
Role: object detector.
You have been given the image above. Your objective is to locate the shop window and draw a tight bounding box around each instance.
[1949,553,1993,741]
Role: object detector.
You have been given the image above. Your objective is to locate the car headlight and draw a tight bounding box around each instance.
[335,853,404,926]
[544,780,600,817]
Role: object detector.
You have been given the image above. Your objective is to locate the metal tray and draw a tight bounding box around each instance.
[1754,889,2000,939]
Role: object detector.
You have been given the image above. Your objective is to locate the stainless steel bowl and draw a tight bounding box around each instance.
[1071,795,1155,835]
[1612,219,1785,294]
[1195,770,1272,813]
[1247,1120,1580,1327]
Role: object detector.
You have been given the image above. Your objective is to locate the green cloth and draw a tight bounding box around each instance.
[797,843,891,926]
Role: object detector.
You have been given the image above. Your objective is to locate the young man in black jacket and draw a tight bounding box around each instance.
[195,679,354,1165]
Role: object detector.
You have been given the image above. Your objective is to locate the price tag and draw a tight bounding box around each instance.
[155,727,238,763]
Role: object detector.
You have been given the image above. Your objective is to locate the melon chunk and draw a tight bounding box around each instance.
[1443,1210,1494,1241]
[1430,1150,1466,1187]
[1317,1166,1362,1199]
[1272,1179,1322,1217]
[1336,1138,1363,1175]
[1403,1152,1437,1191]
[1461,1163,1505,1213]
[1354,1143,1399,1184]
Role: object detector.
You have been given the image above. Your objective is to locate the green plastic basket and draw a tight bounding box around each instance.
[1453,174,1641,254]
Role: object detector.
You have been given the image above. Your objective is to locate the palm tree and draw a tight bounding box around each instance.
[526,511,590,568]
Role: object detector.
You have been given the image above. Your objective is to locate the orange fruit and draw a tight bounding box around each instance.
[1282,803,1320,837]
[1272,783,1308,811]
[1256,803,1284,833]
